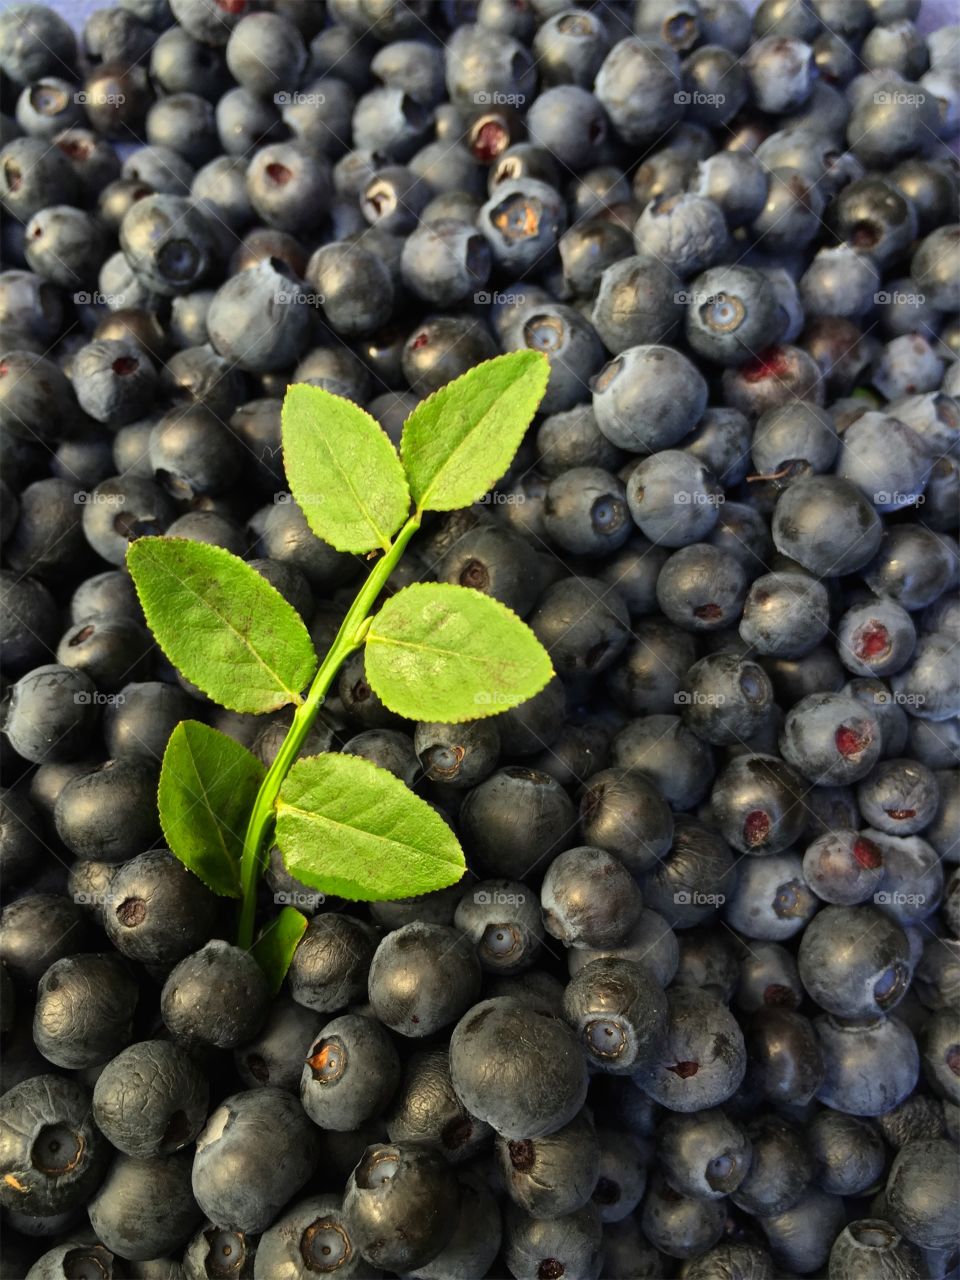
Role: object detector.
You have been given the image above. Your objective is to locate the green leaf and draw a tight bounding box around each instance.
[158,721,265,897]
[275,753,466,900]
[127,537,317,713]
[251,906,308,994]
[364,582,554,722]
[400,350,549,512]
[282,383,410,553]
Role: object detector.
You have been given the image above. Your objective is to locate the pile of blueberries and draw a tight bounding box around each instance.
[1,0,959,1276]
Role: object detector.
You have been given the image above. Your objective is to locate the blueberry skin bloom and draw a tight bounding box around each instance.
[592,344,707,453]
[192,1088,320,1234]
[562,956,668,1076]
[798,905,913,1019]
[449,997,588,1139]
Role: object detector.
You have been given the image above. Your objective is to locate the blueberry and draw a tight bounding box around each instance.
[0,136,79,222]
[636,987,746,1112]
[255,1192,372,1280]
[592,344,707,453]
[694,151,769,229]
[496,1109,600,1220]
[780,691,882,785]
[0,1074,108,1217]
[454,879,543,973]
[344,1140,459,1271]
[120,194,215,296]
[829,1221,925,1280]
[0,350,77,444]
[640,1170,726,1259]
[656,543,749,632]
[562,956,667,1077]
[0,5,77,84]
[627,451,722,548]
[809,1110,887,1196]
[33,951,138,1069]
[635,193,730,280]
[611,715,715,812]
[865,525,956,612]
[891,634,960,723]
[477,178,567,275]
[409,1169,502,1280]
[438,521,542,617]
[684,265,784,366]
[659,1108,751,1199]
[450,996,588,1139]
[746,1005,825,1105]
[567,908,680,991]
[4,663,99,764]
[730,1113,813,1216]
[857,757,940,835]
[103,848,220,967]
[385,1045,491,1163]
[543,467,631,557]
[885,1139,960,1251]
[594,36,682,146]
[54,756,161,860]
[368,922,480,1037]
[300,1013,400,1132]
[399,219,489,308]
[815,1013,920,1116]
[530,576,630,677]
[192,1088,319,1234]
[759,1186,846,1276]
[724,849,819,941]
[504,303,606,415]
[799,903,913,1017]
[591,255,683,353]
[802,828,886,905]
[532,9,611,87]
[93,1039,208,1160]
[540,846,642,950]
[772,475,883,577]
[578,766,673,874]
[287,913,378,1015]
[680,652,774,745]
[502,1201,603,1280]
[711,752,806,855]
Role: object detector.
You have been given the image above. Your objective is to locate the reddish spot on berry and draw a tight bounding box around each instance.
[667,1060,699,1078]
[472,121,508,162]
[694,602,722,621]
[853,837,882,869]
[412,332,430,349]
[885,808,916,821]
[836,723,870,758]
[947,1044,960,1077]
[855,622,889,660]
[744,809,770,847]
[58,138,90,160]
[763,983,797,1007]
[742,347,790,383]
[265,163,292,185]
[216,0,247,12]
[112,356,138,376]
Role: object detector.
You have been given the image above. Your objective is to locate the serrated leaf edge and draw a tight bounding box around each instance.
[127,537,317,713]
[274,752,466,900]
[251,905,308,994]
[364,581,555,724]
[281,385,411,554]
[399,351,550,512]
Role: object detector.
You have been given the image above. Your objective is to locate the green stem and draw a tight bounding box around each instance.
[237,514,421,950]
